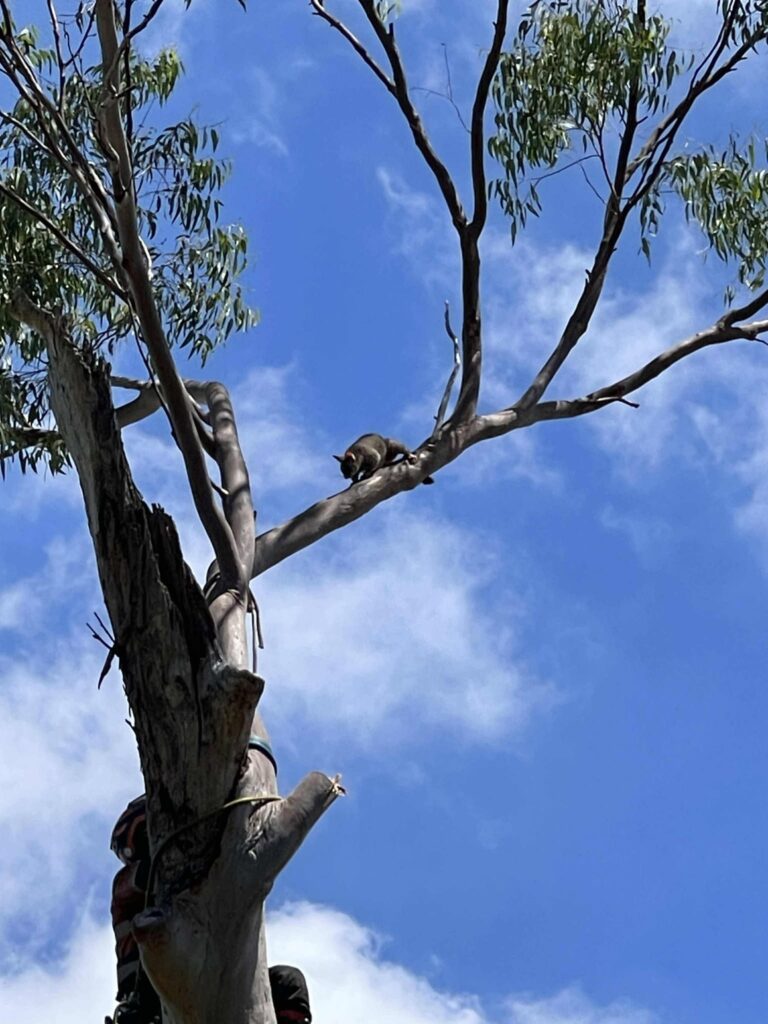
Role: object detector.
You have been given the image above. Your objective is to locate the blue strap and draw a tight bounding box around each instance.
[248,735,277,774]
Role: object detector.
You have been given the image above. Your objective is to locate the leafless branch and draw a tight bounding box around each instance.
[478,318,768,437]
[412,85,470,133]
[412,44,470,134]
[45,0,66,112]
[433,301,461,432]
[720,284,768,327]
[204,380,255,579]
[61,4,97,71]
[530,154,601,187]
[309,0,394,92]
[251,295,768,578]
[352,0,467,230]
[468,0,509,238]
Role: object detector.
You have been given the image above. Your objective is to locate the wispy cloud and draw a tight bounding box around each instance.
[376,167,459,291]
[0,634,139,963]
[270,902,487,1024]
[232,66,290,157]
[0,533,95,636]
[0,917,115,1023]
[0,900,662,1024]
[506,986,659,1024]
[599,505,673,567]
[258,506,556,757]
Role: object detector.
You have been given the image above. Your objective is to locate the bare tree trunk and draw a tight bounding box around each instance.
[39,313,340,1024]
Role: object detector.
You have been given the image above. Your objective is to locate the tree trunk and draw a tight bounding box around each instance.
[40,314,341,1024]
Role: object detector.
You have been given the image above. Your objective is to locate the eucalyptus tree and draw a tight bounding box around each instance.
[2,2,768,1023]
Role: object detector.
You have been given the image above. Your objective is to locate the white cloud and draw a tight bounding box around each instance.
[233,365,325,498]
[138,0,193,56]
[482,229,737,472]
[0,917,116,1024]
[0,533,95,636]
[0,457,81,518]
[270,902,486,1024]
[0,579,33,631]
[443,429,562,492]
[506,987,659,1024]
[257,506,556,755]
[376,167,459,290]
[0,634,140,958]
[0,901,662,1024]
[689,362,768,565]
[231,65,291,157]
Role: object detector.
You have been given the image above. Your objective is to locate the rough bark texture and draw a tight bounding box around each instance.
[43,319,340,1024]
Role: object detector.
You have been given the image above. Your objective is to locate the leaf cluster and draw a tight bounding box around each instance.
[488,0,688,238]
[654,137,768,298]
[0,28,258,474]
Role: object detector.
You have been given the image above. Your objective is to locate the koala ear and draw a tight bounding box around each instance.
[333,454,344,463]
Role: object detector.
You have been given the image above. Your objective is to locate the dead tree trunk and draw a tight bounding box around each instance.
[38,310,341,1024]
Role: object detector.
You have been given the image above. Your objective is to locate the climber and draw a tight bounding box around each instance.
[108,794,161,1024]
[107,798,313,1024]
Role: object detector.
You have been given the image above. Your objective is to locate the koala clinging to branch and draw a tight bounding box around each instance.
[334,433,434,485]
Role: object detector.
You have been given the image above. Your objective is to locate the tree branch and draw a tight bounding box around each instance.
[0,426,61,461]
[0,13,123,265]
[244,772,344,883]
[353,0,466,230]
[626,24,768,202]
[252,421,472,577]
[93,0,242,593]
[309,0,394,92]
[0,182,127,300]
[204,381,255,576]
[468,0,509,239]
[509,11,768,418]
[477,318,768,437]
[721,284,768,327]
[433,301,461,431]
[251,299,768,577]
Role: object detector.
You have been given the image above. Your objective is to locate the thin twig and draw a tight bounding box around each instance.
[354,0,467,229]
[411,43,470,134]
[433,301,461,432]
[309,0,393,91]
[45,0,66,112]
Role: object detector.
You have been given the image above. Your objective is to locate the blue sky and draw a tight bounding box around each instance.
[1,2,768,1023]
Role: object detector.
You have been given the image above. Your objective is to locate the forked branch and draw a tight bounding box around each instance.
[252,303,768,576]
